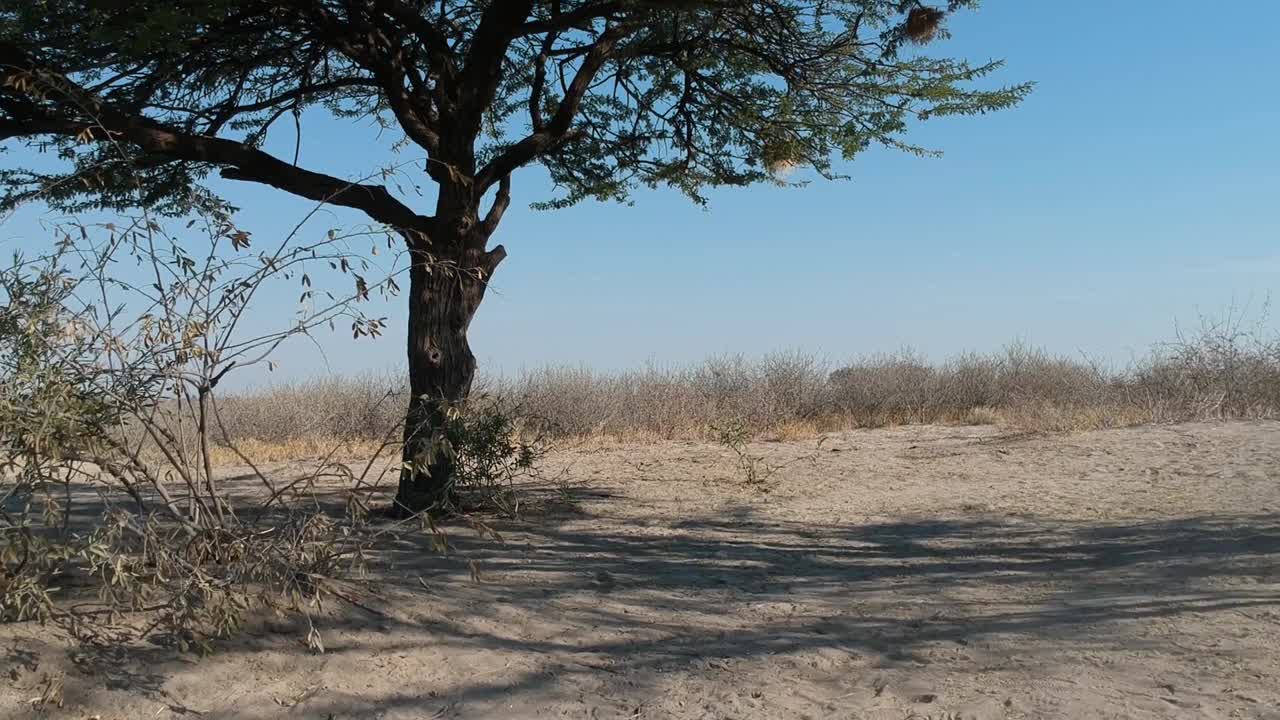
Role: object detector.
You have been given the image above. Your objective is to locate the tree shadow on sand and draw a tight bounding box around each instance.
[261,496,1280,717]
[11,478,1279,718]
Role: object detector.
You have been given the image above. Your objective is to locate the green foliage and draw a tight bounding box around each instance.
[1,1,1029,215]
[0,252,122,463]
[710,417,778,489]
[447,400,542,490]
[409,397,547,516]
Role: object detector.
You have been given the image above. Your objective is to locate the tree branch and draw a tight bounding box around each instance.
[528,29,560,132]
[1,43,435,236]
[372,0,459,103]
[516,2,624,37]
[213,77,378,118]
[304,5,442,154]
[482,243,507,278]
[456,0,534,135]
[479,174,510,236]
[474,24,630,194]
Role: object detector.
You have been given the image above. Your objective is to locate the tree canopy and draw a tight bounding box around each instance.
[1,0,1028,224]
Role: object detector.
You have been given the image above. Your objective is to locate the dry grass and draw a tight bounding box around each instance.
[213,372,407,445]
[210,315,1280,463]
[203,437,392,466]
[959,406,1002,426]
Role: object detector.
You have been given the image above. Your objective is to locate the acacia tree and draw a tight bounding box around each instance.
[0,0,1027,513]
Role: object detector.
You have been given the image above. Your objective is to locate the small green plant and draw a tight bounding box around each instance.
[711,418,779,490]
[403,397,548,517]
[710,417,829,492]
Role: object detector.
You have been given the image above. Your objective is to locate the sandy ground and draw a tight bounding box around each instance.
[3,420,1279,719]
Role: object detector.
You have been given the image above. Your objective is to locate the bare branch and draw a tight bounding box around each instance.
[479,174,511,236]
[456,0,534,136]
[475,23,632,194]
[373,0,460,91]
[516,1,624,36]
[303,7,443,154]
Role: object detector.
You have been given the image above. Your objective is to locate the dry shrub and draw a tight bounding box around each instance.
[828,349,936,425]
[1,213,423,653]
[207,311,1280,456]
[500,352,833,440]
[1128,308,1280,420]
[960,406,1002,426]
[214,372,407,446]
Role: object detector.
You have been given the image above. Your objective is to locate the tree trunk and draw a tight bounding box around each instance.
[392,244,494,515]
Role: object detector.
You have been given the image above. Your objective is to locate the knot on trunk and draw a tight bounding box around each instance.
[450,214,476,237]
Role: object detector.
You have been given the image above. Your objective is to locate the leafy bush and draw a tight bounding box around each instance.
[450,398,547,514]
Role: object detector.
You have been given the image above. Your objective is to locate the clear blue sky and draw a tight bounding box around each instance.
[3,2,1277,385]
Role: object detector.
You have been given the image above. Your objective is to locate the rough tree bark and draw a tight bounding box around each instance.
[392,180,507,515]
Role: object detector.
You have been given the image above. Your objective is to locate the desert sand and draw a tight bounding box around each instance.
[3,420,1278,719]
